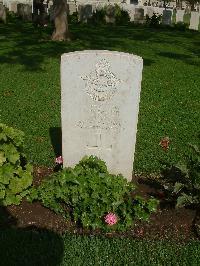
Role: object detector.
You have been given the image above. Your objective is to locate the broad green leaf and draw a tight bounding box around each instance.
[176,193,194,207]
[0,164,14,184]
[0,151,6,166]
[0,184,5,199]
[0,132,7,142]
[2,143,20,164]
[173,182,185,194]
[175,162,189,176]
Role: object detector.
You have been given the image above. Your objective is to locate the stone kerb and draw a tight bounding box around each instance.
[61,50,143,181]
[189,11,200,30]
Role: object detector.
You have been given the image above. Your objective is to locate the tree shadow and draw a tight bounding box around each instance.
[157,51,200,66]
[0,206,64,266]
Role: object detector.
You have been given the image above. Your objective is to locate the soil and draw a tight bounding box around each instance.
[0,166,198,241]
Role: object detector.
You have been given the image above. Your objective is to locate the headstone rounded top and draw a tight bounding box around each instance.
[61,50,143,63]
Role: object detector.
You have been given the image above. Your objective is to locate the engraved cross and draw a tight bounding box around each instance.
[86,130,112,157]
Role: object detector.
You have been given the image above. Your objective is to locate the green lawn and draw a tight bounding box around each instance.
[0,20,199,174]
[1,228,200,265]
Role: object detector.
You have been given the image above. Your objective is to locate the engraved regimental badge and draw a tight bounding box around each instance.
[81,59,122,101]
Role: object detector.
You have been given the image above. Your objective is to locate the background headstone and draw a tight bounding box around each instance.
[176,9,184,23]
[134,7,144,23]
[68,2,77,15]
[0,3,6,23]
[105,5,116,24]
[61,50,143,181]
[9,2,18,13]
[147,7,154,18]
[162,9,172,25]
[78,4,92,23]
[17,3,32,21]
[189,11,200,30]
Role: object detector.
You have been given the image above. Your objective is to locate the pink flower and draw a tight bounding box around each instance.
[55,156,63,164]
[104,213,118,226]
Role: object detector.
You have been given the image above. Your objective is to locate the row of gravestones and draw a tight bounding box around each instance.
[1,0,200,30]
[76,3,200,30]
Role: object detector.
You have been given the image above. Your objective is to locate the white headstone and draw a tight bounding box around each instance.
[122,5,135,22]
[189,11,200,30]
[176,10,184,23]
[61,50,143,181]
[9,2,18,13]
[68,3,77,15]
[147,7,154,18]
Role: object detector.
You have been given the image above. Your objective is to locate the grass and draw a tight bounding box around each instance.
[0,19,199,174]
[1,228,200,265]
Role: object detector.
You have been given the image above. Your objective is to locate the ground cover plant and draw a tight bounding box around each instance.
[0,123,33,205]
[28,156,158,231]
[0,18,200,265]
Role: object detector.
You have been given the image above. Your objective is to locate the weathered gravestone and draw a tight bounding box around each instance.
[162,9,172,25]
[9,2,18,13]
[68,2,77,15]
[61,50,143,181]
[17,4,32,21]
[0,3,6,23]
[105,5,116,24]
[134,8,144,24]
[189,11,200,30]
[78,4,92,23]
[121,5,135,22]
[176,9,184,23]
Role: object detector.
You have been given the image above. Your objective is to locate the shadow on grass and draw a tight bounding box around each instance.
[49,127,62,158]
[0,206,64,266]
[157,50,200,66]
[0,19,199,71]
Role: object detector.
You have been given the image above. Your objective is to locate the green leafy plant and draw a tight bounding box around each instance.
[115,6,130,25]
[28,156,158,231]
[0,123,33,205]
[161,143,200,207]
[88,4,130,25]
[88,9,106,25]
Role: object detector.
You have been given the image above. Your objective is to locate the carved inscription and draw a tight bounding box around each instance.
[77,104,121,155]
[77,104,121,131]
[81,59,122,102]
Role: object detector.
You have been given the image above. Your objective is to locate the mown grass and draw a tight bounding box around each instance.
[1,228,200,266]
[0,19,199,174]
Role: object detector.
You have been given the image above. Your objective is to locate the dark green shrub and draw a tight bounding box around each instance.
[68,12,79,24]
[0,124,33,205]
[28,156,158,231]
[89,4,130,26]
[88,9,106,25]
[146,13,162,27]
[173,22,188,31]
[115,9,130,25]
